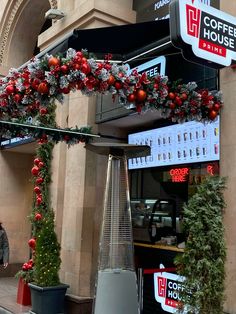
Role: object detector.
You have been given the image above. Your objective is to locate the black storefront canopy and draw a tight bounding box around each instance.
[43,19,177,64]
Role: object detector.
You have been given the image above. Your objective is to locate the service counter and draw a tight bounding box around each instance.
[134,242,184,314]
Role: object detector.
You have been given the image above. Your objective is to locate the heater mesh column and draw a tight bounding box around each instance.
[99,154,134,271]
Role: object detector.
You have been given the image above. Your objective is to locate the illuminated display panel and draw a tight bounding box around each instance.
[128,117,220,169]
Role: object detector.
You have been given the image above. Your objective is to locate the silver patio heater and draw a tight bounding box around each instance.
[86,143,150,314]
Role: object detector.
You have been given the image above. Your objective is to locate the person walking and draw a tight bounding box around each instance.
[0,222,9,269]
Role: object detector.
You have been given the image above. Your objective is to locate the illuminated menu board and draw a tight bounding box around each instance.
[128,117,220,169]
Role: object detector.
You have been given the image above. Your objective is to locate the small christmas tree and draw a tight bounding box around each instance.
[175,176,226,314]
[30,140,61,287]
[34,210,61,286]
[17,137,62,286]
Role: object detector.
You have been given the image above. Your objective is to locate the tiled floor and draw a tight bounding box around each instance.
[0,277,31,314]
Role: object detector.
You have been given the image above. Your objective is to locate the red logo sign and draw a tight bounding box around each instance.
[186,4,201,37]
[170,0,236,67]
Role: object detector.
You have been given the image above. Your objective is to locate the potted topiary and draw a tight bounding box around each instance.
[17,138,69,314]
[175,175,226,314]
[29,140,69,314]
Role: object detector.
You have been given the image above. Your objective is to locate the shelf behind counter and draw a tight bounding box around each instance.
[134,241,184,253]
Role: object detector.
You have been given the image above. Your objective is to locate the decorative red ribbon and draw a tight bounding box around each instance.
[143,267,176,275]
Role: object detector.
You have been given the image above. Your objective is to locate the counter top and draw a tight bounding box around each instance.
[134,242,184,252]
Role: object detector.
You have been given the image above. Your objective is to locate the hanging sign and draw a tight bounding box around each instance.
[170,0,236,68]
[169,168,189,182]
[153,265,187,313]
[128,56,166,77]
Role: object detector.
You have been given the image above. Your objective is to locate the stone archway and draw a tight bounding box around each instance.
[0,0,56,69]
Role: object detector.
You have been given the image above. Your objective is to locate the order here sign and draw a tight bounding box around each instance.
[170,0,236,68]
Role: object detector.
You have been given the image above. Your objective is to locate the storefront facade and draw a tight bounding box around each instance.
[0,0,236,313]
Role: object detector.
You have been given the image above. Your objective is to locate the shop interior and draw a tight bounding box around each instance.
[129,161,219,247]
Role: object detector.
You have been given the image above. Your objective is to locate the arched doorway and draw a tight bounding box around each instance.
[0,0,52,69]
[0,0,53,275]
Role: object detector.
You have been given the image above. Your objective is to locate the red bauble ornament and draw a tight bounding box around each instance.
[22,263,29,271]
[153,83,159,90]
[214,103,221,111]
[37,82,49,94]
[38,161,44,168]
[48,57,60,68]
[36,197,42,206]
[36,177,44,184]
[28,238,36,249]
[61,87,70,94]
[114,81,122,90]
[136,89,147,102]
[76,51,83,58]
[81,63,91,74]
[34,186,41,194]
[34,158,41,165]
[169,102,176,110]
[127,93,136,103]
[31,79,40,90]
[13,94,22,103]
[40,108,47,115]
[31,166,39,176]
[181,93,188,101]
[168,92,175,100]
[209,110,218,120]
[27,262,33,270]
[175,96,183,106]
[6,85,15,95]
[35,213,42,221]
[107,75,115,86]
[60,65,69,73]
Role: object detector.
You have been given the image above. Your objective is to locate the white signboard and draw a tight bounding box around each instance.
[170,0,236,67]
[154,265,186,313]
[128,117,219,169]
[128,56,166,77]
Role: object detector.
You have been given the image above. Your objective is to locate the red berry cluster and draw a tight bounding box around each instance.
[22,258,34,271]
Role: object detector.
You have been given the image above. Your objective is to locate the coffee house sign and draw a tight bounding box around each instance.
[170,0,236,68]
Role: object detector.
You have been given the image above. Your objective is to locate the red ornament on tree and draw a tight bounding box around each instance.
[5,84,15,95]
[36,177,44,184]
[28,238,36,250]
[136,89,147,102]
[114,81,122,90]
[209,110,218,120]
[181,93,188,101]
[48,57,60,68]
[38,161,44,168]
[35,213,42,221]
[13,94,22,103]
[34,158,41,165]
[169,102,176,110]
[60,64,69,73]
[40,108,47,115]
[37,82,49,95]
[22,263,29,271]
[127,93,136,103]
[168,92,175,100]
[81,63,91,75]
[34,186,41,194]
[36,196,42,206]
[107,75,115,86]
[31,166,39,176]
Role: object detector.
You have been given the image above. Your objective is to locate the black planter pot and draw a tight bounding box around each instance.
[28,283,69,314]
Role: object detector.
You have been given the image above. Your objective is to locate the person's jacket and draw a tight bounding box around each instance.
[0,228,9,264]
